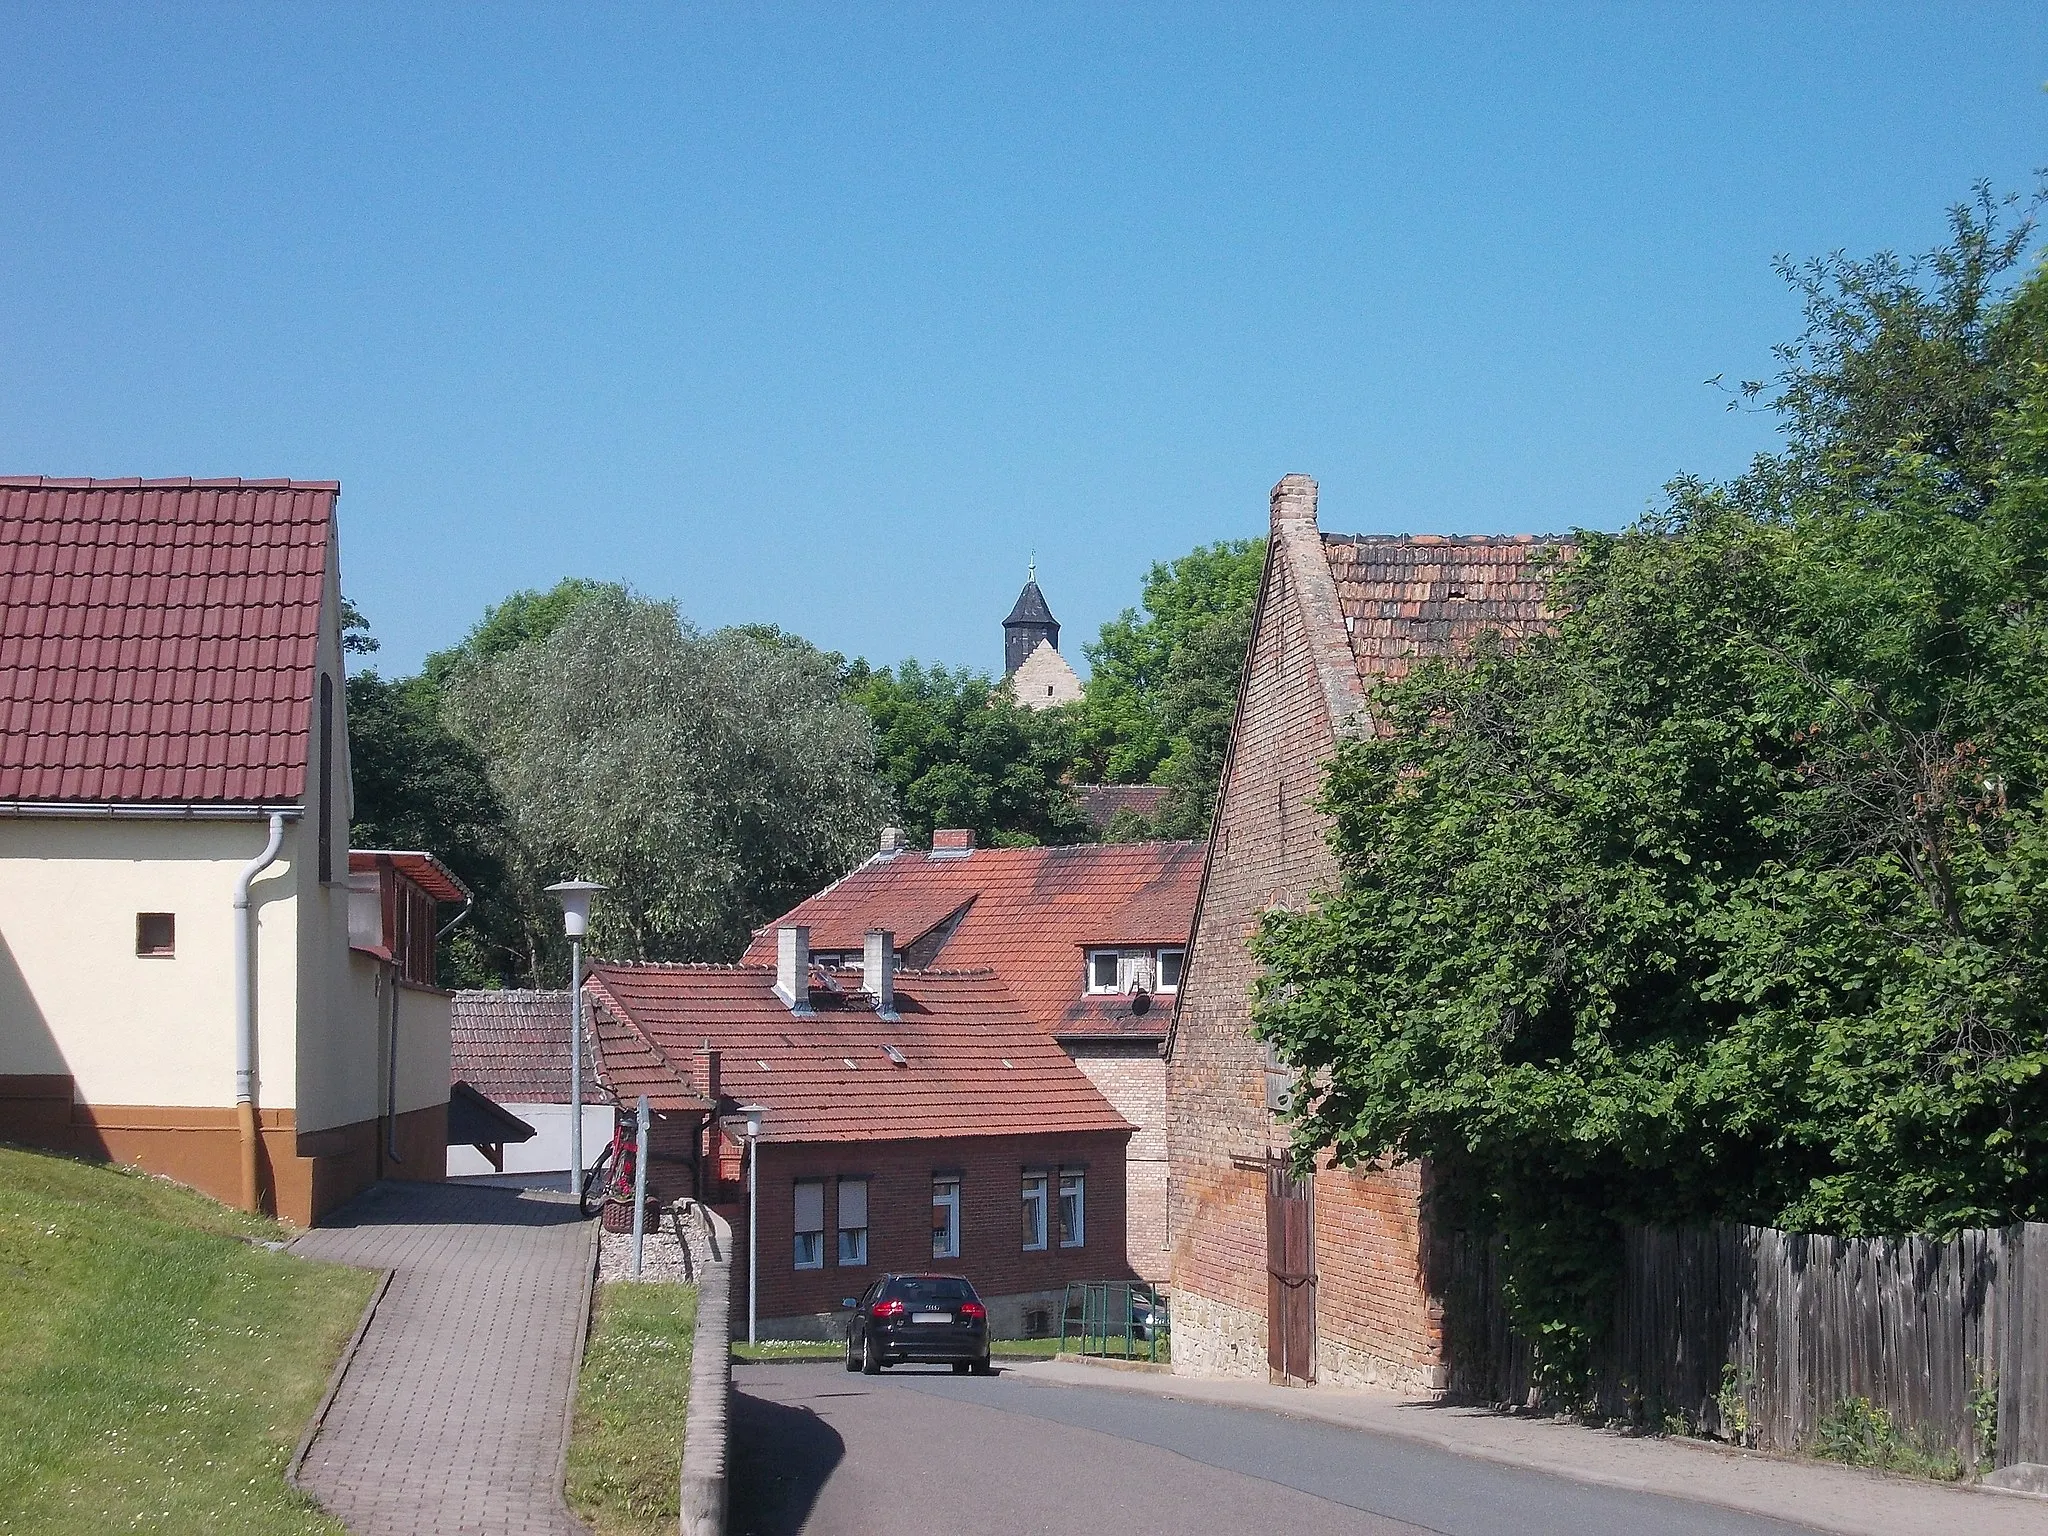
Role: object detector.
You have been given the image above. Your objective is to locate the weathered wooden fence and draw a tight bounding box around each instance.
[1436,1221,2048,1470]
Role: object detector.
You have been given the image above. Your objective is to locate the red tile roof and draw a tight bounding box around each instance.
[1072,783,1168,831]
[0,477,337,804]
[740,841,1205,1042]
[585,962,1131,1142]
[350,849,471,905]
[1322,533,1568,684]
[450,990,613,1104]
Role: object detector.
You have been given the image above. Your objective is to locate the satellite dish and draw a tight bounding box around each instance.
[1130,990,1152,1016]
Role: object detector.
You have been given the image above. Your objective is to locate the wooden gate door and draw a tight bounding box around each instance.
[1266,1162,1316,1384]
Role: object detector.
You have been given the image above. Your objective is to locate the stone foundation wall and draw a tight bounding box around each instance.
[1169,1286,1268,1380]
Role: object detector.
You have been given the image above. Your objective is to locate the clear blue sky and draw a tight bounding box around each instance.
[2,6,2043,677]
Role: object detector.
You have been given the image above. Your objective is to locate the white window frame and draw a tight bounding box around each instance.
[1058,1170,1085,1249]
[932,1176,961,1260]
[837,1177,868,1267]
[1156,947,1184,992]
[793,1179,826,1270]
[1021,1174,1048,1251]
[1085,949,1122,994]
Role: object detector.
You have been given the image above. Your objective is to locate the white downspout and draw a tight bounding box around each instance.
[234,812,288,1214]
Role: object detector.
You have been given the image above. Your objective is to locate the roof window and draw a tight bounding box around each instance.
[881,1043,908,1067]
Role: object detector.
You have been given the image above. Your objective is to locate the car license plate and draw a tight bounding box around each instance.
[912,1311,952,1324]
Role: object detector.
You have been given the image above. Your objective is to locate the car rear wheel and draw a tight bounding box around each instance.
[845,1331,860,1371]
[951,1360,970,1374]
[970,1352,993,1376]
[860,1332,882,1374]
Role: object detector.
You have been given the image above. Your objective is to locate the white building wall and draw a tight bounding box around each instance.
[0,816,306,1111]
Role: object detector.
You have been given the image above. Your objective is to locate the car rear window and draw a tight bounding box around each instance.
[887,1276,975,1305]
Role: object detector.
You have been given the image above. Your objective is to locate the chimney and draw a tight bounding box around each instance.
[1270,473,1319,531]
[693,1041,721,1104]
[774,925,813,1014]
[931,828,975,859]
[863,929,897,1020]
[878,826,906,858]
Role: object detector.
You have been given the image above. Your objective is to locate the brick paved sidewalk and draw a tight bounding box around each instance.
[291,1181,598,1536]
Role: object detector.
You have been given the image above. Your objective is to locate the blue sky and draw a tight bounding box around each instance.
[1,6,2043,677]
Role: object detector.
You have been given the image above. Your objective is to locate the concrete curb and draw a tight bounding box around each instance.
[287,1267,394,1495]
[680,1203,734,1536]
[1054,1351,1171,1375]
[556,1211,602,1534]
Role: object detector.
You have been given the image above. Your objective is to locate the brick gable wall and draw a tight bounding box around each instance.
[1166,476,1443,1391]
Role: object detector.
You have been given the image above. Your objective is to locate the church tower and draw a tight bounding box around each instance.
[1002,561,1083,709]
[1003,563,1060,675]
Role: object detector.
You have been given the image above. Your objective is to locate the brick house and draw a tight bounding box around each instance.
[1166,473,1565,1389]
[743,834,1203,1279]
[585,928,1134,1338]
[0,477,458,1222]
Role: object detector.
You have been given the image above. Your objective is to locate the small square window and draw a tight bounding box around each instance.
[136,913,175,957]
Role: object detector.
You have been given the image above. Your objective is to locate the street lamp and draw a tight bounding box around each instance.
[738,1103,768,1344]
[546,879,607,1200]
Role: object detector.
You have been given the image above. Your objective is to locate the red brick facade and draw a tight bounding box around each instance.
[720,1130,1131,1334]
[1168,475,1562,1390]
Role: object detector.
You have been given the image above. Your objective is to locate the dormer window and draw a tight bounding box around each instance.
[1085,948,1182,995]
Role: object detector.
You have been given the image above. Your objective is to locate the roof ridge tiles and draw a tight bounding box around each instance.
[0,476,342,492]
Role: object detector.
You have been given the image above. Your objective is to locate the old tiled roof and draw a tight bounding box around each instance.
[1322,533,1568,684]
[586,962,1130,1142]
[1072,783,1167,831]
[741,841,1204,1042]
[351,849,471,904]
[0,477,337,804]
[450,990,612,1104]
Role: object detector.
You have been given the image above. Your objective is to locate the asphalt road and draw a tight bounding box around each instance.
[728,1362,1816,1536]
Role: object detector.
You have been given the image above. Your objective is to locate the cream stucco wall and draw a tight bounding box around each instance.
[0,816,310,1111]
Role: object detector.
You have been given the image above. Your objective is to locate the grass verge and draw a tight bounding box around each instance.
[566,1282,698,1536]
[0,1144,375,1536]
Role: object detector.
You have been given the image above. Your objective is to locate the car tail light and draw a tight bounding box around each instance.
[959,1301,986,1322]
[871,1299,906,1319]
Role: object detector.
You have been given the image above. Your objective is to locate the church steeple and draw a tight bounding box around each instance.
[1002,563,1060,676]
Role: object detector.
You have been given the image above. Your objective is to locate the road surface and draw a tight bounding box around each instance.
[729,1362,1814,1536]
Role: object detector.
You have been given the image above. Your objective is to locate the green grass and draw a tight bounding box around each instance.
[0,1144,376,1536]
[566,1282,697,1536]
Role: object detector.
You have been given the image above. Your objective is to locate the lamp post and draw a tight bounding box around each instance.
[546,879,607,1200]
[738,1103,767,1344]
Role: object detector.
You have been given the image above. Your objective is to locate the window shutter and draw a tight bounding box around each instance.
[793,1181,825,1232]
[839,1178,867,1229]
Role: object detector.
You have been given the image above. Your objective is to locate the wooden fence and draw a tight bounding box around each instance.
[1435,1221,2048,1470]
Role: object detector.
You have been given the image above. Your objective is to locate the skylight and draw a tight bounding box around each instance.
[881,1043,908,1067]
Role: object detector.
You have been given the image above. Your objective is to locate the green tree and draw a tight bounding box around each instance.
[852,661,1090,848]
[1253,190,2048,1395]
[1072,539,1263,843]
[442,588,888,974]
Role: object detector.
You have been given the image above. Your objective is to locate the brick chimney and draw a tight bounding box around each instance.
[931,828,975,859]
[878,826,907,858]
[1270,473,1318,530]
[863,929,897,1020]
[693,1041,721,1104]
[774,924,813,1014]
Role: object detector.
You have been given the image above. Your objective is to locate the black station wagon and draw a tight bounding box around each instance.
[844,1273,992,1374]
